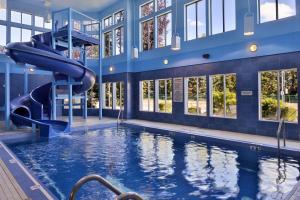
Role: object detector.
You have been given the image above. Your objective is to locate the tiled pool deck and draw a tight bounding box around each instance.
[0,117,300,199]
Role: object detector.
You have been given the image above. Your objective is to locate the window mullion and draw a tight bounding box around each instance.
[222,0,225,32]
[223,75,226,117]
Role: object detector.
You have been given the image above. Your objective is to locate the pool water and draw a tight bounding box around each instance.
[8,126,300,200]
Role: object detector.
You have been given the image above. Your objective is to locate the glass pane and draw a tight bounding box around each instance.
[104,16,112,28]
[282,69,298,122]
[22,13,32,25]
[149,81,154,112]
[88,84,99,109]
[115,26,124,55]
[278,0,296,19]
[11,11,21,23]
[114,10,124,24]
[0,25,6,46]
[225,74,237,118]
[188,78,197,114]
[166,79,172,113]
[224,0,236,32]
[157,13,172,48]
[22,29,31,42]
[0,8,6,21]
[142,19,154,51]
[35,16,44,28]
[158,80,166,112]
[45,20,52,29]
[11,27,21,42]
[104,83,113,109]
[198,76,207,115]
[141,2,154,17]
[186,3,196,40]
[211,0,224,34]
[116,82,121,109]
[157,0,172,11]
[212,75,225,116]
[197,0,206,38]
[260,71,278,120]
[142,81,149,111]
[260,0,276,23]
[104,31,112,57]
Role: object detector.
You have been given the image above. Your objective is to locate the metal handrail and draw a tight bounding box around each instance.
[277,118,285,154]
[117,106,124,129]
[69,174,143,200]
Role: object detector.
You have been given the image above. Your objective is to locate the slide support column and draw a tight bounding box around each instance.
[5,63,10,130]
[52,81,56,120]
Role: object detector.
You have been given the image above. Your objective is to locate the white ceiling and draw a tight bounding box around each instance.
[12,0,119,12]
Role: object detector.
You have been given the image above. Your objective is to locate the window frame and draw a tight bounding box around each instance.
[156,11,172,48]
[114,25,124,55]
[139,80,155,112]
[209,73,237,119]
[140,17,155,51]
[103,30,113,58]
[184,76,207,116]
[155,78,173,113]
[140,0,155,18]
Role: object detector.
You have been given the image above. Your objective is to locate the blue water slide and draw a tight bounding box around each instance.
[6,32,96,137]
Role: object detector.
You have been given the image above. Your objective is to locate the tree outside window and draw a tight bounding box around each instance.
[157,13,172,48]
[142,19,154,51]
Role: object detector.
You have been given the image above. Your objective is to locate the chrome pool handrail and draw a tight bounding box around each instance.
[117,106,124,129]
[69,174,143,200]
[277,118,285,154]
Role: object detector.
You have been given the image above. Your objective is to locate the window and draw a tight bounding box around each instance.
[156,79,172,113]
[103,82,113,109]
[185,76,207,115]
[157,12,172,48]
[115,82,125,110]
[157,0,172,11]
[210,74,237,118]
[115,26,124,55]
[114,10,125,24]
[88,84,99,109]
[141,1,154,18]
[211,0,236,35]
[11,27,21,42]
[35,16,44,28]
[141,19,154,51]
[259,69,298,123]
[87,45,99,59]
[11,11,21,23]
[140,80,154,112]
[185,0,206,41]
[0,8,7,21]
[104,31,113,57]
[22,13,32,25]
[0,25,6,53]
[259,0,296,23]
[21,29,32,42]
[104,16,112,29]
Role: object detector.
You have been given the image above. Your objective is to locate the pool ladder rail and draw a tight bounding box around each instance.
[69,174,143,200]
[117,106,124,129]
[276,118,286,154]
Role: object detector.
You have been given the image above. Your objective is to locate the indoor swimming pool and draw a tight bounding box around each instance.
[7,126,300,200]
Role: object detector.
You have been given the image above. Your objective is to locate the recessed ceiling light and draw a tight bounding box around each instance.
[249,44,258,52]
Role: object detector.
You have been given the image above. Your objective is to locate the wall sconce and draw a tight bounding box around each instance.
[132,47,139,59]
[249,44,258,52]
[28,67,35,72]
[163,59,169,65]
[244,0,254,36]
[109,66,114,72]
[171,35,181,51]
[0,0,7,9]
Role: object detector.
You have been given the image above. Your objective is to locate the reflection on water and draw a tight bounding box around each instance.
[9,127,300,200]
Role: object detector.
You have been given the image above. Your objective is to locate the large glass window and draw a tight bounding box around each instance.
[11,27,21,42]
[185,0,206,41]
[210,74,237,118]
[185,76,207,115]
[11,11,21,23]
[115,82,125,110]
[0,8,6,21]
[88,84,99,109]
[22,13,32,25]
[114,10,125,24]
[104,16,112,29]
[211,0,236,35]
[259,69,298,123]
[157,12,172,48]
[103,82,113,109]
[104,31,113,57]
[115,26,124,55]
[156,79,172,113]
[140,80,154,112]
[141,1,154,18]
[35,16,44,28]
[141,19,154,51]
[21,29,32,42]
[0,25,6,53]
[259,0,296,23]
[157,0,172,11]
